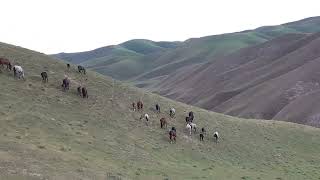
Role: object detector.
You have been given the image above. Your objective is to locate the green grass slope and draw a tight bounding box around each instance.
[2,42,320,179]
[119,39,180,55]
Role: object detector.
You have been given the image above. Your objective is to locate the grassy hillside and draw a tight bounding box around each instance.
[119,39,181,55]
[2,43,320,179]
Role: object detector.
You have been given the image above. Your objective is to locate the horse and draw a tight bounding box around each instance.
[137,101,140,110]
[0,58,12,71]
[78,65,86,74]
[137,101,143,111]
[186,122,197,135]
[67,64,70,71]
[13,65,25,80]
[185,116,191,123]
[82,87,88,98]
[77,86,82,97]
[41,72,48,83]
[169,108,175,118]
[169,127,176,143]
[61,77,70,91]
[160,117,167,129]
[140,113,149,125]
[132,102,136,111]
[155,104,160,113]
[200,128,206,141]
[213,131,219,143]
[189,111,194,121]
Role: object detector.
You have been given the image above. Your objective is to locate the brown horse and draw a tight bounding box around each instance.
[0,58,12,71]
[200,127,206,141]
[81,87,88,98]
[137,101,143,111]
[61,77,70,91]
[169,127,176,143]
[189,111,194,121]
[160,117,167,129]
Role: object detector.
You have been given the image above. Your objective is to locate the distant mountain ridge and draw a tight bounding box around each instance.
[53,16,320,127]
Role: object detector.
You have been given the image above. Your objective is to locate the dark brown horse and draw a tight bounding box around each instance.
[0,58,12,71]
[200,127,206,141]
[81,87,88,98]
[137,101,143,111]
[169,127,176,143]
[61,77,70,91]
[41,72,48,83]
[189,111,194,121]
[160,117,167,129]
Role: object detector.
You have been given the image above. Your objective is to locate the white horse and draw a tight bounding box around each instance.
[186,122,197,135]
[140,113,150,125]
[13,65,25,80]
[213,131,219,143]
[170,108,175,118]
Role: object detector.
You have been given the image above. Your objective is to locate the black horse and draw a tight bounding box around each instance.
[155,104,160,113]
[200,128,206,141]
[41,72,48,83]
[78,65,86,74]
[188,111,194,121]
[81,87,88,98]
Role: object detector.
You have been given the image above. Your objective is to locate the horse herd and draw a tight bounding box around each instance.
[1,57,219,144]
[0,58,89,98]
[0,58,25,80]
[133,102,219,144]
